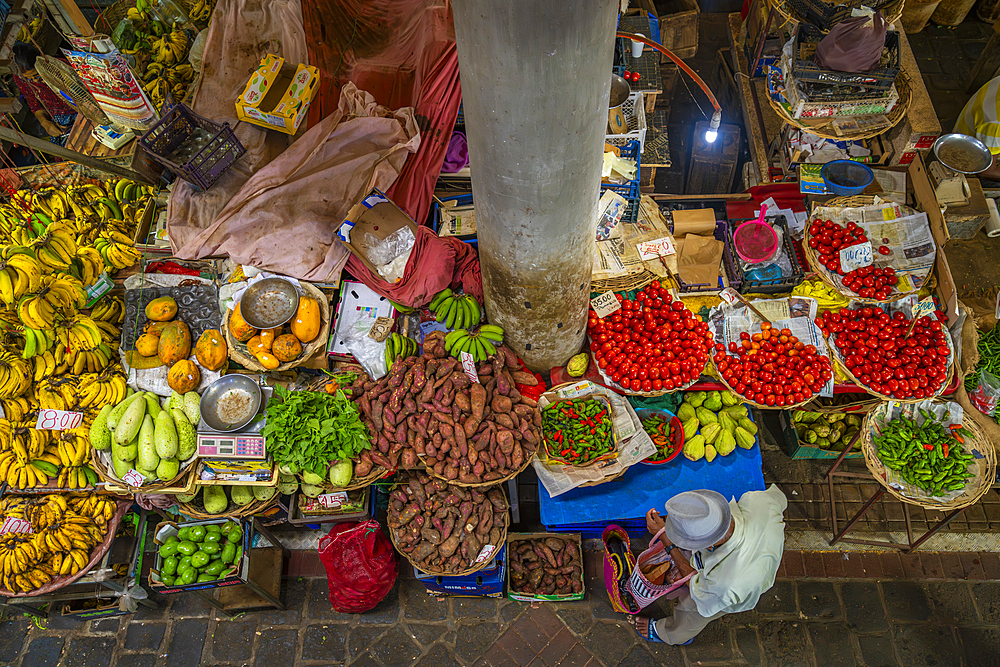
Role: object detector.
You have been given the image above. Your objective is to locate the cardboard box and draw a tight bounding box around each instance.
[414,545,506,598]
[148,518,252,593]
[506,533,585,602]
[287,487,373,526]
[327,279,398,359]
[235,54,319,135]
[131,192,171,254]
[338,189,420,277]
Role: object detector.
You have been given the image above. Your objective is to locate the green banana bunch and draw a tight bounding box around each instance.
[444,324,504,363]
[384,332,419,370]
[429,289,481,330]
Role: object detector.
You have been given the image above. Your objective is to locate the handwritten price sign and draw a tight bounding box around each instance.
[636,236,676,260]
[838,242,873,273]
[913,298,936,319]
[719,288,741,306]
[318,491,348,509]
[590,291,621,319]
[474,543,497,564]
[0,517,32,534]
[460,351,481,384]
[122,469,146,487]
[35,409,83,431]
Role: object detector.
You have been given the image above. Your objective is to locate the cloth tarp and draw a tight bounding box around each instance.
[173,83,419,281]
[302,0,461,227]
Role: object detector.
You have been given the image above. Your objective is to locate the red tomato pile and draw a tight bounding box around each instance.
[808,219,897,299]
[816,306,950,399]
[712,323,832,407]
[588,281,713,393]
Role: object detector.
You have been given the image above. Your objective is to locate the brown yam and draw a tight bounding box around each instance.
[439,535,460,558]
[510,370,538,386]
[470,383,487,421]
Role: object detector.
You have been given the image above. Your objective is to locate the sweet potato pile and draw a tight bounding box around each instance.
[388,472,508,573]
[348,332,541,484]
[509,536,584,596]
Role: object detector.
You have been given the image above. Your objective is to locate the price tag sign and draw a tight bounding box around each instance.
[122,469,146,487]
[35,409,83,431]
[318,491,348,509]
[367,317,395,342]
[473,543,497,565]
[636,236,676,260]
[719,288,741,305]
[838,242,873,272]
[913,298,936,319]
[590,291,621,319]
[460,351,480,384]
[0,517,32,534]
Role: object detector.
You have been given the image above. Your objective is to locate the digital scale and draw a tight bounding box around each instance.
[196,385,271,459]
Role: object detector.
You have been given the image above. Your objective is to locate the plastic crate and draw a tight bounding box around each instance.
[606,91,647,152]
[138,103,245,190]
[792,25,899,92]
[602,139,640,201]
[787,0,895,31]
[725,214,803,294]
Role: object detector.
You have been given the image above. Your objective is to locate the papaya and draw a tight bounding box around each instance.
[135,333,159,356]
[247,335,266,356]
[167,359,200,393]
[290,296,321,343]
[254,351,280,370]
[228,303,257,342]
[272,334,302,362]
[259,327,279,351]
[145,296,178,322]
[145,321,169,337]
[158,320,192,366]
[195,329,228,371]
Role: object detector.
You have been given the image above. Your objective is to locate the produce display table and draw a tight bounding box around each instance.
[538,444,765,537]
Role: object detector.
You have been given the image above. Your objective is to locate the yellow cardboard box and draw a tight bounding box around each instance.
[235,54,319,135]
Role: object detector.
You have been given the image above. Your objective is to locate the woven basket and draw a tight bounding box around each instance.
[767,0,905,32]
[0,500,131,597]
[393,479,510,577]
[177,491,280,520]
[827,323,955,403]
[591,271,658,295]
[225,281,331,373]
[91,448,197,494]
[420,452,532,488]
[590,350,703,397]
[803,199,925,303]
[715,371,819,410]
[861,401,996,510]
[768,70,911,141]
[298,465,390,492]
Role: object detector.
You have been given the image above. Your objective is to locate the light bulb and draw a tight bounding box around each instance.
[704,110,722,144]
[704,129,718,143]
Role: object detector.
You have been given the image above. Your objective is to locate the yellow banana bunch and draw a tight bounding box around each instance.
[91,296,124,325]
[29,229,77,271]
[21,327,55,360]
[0,349,32,398]
[188,0,215,23]
[70,246,105,286]
[93,237,141,270]
[0,396,36,422]
[0,251,42,308]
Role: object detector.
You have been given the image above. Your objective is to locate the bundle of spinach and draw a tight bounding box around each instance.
[263,385,371,477]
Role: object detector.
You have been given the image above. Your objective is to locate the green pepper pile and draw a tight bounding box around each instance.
[542,398,613,464]
[964,326,1000,391]
[875,409,975,496]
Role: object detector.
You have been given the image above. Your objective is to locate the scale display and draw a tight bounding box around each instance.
[197,433,266,459]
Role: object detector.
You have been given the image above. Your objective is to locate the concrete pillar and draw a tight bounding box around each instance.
[452,0,618,372]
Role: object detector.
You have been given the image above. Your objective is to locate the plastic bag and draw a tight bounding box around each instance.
[365,227,416,282]
[319,520,397,613]
[814,14,887,74]
[970,369,1000,417]
[342,311,388,379]
[188,29,209,72]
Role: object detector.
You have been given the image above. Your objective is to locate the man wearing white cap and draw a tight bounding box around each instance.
[637,485,787,645]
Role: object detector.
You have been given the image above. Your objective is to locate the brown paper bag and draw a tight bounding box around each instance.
[672,209,717,238]
[678,234,724,287]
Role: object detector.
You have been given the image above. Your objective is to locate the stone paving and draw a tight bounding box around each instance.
[4,567,1000,666]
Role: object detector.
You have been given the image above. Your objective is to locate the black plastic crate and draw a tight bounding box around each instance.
[787,0,895,31]
[659,201,737,293]
[726,214,804,294]
[138,103,245,191]
[792,24,900,92]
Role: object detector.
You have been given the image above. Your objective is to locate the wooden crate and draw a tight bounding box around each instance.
[687,121,741,194]
[64,115,163,184]
[658,0,700,61]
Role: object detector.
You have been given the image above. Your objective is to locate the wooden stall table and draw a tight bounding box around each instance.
[64,115,162,185]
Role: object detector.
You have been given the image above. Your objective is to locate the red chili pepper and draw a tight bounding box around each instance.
[923,443,934,451]
[590,428,596,434]
[943,443,950,458]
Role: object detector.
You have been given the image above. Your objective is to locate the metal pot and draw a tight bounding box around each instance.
[609,74,631,135]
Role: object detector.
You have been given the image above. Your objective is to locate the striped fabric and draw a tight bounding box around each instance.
[955,76,1000,154]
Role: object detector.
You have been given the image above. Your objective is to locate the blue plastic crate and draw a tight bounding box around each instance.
[601,139,641,226]
[413,544,506,597]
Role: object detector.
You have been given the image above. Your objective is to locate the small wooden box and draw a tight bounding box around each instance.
[687,121,741,195]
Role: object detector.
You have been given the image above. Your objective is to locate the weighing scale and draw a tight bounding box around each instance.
[196,384,272,459]
[930,133,993,208]
[92,124,135,150]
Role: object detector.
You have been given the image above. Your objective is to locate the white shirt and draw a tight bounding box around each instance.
[687,484,787,618]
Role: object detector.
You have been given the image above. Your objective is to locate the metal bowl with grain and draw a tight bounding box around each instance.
[199,375,262,432]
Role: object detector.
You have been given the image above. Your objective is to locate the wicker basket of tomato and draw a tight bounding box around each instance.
[540,395,618,466]
[636,408,684,464]
[587,281,713,396]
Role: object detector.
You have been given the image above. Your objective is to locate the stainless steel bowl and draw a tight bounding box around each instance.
[932,133,993,174]
[200,375,263,432]
[239,277,299,329]
[610,73,631,109]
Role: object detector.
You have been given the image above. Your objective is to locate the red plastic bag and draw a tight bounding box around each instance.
[319,520,397,613]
